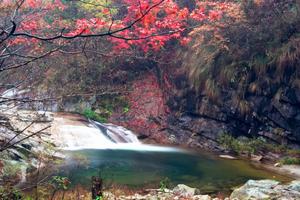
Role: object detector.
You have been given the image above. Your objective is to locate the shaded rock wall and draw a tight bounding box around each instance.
[11,60,298,151]
[168,70,300,149]
[109,65,300,151]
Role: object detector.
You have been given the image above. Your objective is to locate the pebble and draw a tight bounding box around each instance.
[219,155,237,159]
[274,162,282,167]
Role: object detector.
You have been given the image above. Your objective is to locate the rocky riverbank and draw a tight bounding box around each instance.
[1,108,300,200]
[0,108,115,185]
[0,109,299,176]
[0,109,138,184]
[50,180,300,200]
[104,180,300,200]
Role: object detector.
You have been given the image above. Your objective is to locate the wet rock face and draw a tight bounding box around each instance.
[30,66,298,150]
[230,180,300,200]
[166,115,227,151]
[0,110,56,185]
[257,88,300,144]
[106,69,299,150]
[107,73,229,149]
[243,87,300,146]
[167,72,300,149]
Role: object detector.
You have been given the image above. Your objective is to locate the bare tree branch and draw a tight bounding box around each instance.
[0,125,51,152]
[0,48,60,72]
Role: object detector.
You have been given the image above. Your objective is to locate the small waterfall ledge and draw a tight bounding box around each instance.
[0,88,183,152]
[51,113,184,152]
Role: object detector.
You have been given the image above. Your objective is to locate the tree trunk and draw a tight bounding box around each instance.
[91,176,103,199]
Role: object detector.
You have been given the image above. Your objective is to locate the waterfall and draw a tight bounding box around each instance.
[90,120,140,144]
[55,118,183,152]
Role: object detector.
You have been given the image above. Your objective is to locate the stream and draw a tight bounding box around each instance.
[58,148,290,194]
[49,120,291,194]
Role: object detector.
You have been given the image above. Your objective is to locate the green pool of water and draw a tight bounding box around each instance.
[57,148,291,193]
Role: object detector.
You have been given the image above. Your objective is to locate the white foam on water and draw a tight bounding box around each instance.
[57,121,185,153]
[64,143,185,152]
[92,121,141,143]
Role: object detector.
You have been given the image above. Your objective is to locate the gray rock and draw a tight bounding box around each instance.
[230,180,279,199]
[244,179,279,189]
[193,195,211,200]
[219,155,237,160]
[274,162,282,167]
[287,181,300,192]
[250,154,263,162]
[173,184,201,197]
[231,180,300,200]
[273,100,297,119]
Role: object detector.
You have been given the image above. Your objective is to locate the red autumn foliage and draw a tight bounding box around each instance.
[2,0,232,54]
[111,74,170,142]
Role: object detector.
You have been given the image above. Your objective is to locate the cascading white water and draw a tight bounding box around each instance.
[0,87,183,152]
[55,124,115,150]
[55,118,183,152]
[91,120,140,143]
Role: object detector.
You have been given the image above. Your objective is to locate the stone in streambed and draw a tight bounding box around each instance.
[230,180,279,200]
[230,180,300,200]
[287,181,300,192]
[219,155,237,160]
[173,184,201,197]
[274,162,282,167]
[250,154,263,162]
[193,194,211,200]
[245,179,279,188]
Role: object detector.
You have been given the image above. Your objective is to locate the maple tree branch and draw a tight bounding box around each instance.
[109,24,200,41]
[10,0,165,41]
[76,0,126,9]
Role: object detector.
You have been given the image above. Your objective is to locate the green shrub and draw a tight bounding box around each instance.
[287,149,300,156]
[52,176,71,190]
[218,133,287,155]
[280,157,300,165]
[0,186,23,200]
[0,161,23,182]
[95,196,103,200]
[97,95,129,115]
[159,177,170,192]
[218,133,255,154]
[218,133,235,151]
[82,108,107,123]
[123,105,130,113]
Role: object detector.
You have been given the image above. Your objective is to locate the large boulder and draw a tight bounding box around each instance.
[230,180,279,200]
[230,180,300,200]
